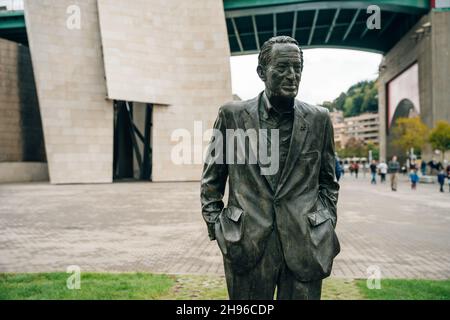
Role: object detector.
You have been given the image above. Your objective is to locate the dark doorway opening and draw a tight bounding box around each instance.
[113,101,153,181]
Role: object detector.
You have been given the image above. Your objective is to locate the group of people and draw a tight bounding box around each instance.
[369,159,388,184]
[419,159,450,193]
[337,156,450,193]
[334,160,362,181]
[417,159,446,176]
[368,157,400,191]
[408,158,450,192]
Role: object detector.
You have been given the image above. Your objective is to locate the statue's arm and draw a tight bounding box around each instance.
[318,111,340,227]
[200,107,228,241]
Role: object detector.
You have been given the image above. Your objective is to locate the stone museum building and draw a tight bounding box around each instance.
[0,0,232,183]
[0,0,449,183]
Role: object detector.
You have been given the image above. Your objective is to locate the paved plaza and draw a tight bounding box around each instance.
[0,174,449,279]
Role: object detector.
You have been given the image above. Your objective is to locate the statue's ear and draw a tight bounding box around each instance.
[257,65,266,81]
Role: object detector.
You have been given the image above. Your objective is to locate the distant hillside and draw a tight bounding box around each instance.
[320,79,378,117]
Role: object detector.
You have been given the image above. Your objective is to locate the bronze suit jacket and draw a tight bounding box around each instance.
[200,92,340,281]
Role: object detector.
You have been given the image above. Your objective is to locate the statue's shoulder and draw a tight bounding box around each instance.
[296,100,330,119]
[219,96,258,115]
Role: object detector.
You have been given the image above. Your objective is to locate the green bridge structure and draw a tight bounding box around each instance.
[0,0,434,53]
[224,0,431,54]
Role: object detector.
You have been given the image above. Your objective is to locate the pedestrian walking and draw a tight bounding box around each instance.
[409,160,417,171]
[354,162,359,179]
[437,169,446,193]
[447,164,450,192]
[370,160,377,184]
[421,160,427,176]
[335,157,342,182]
[388,156,400,191]
[340,161,345,177]
[378,160,387,183]
[429,159,438,175]
[409,169,419,190]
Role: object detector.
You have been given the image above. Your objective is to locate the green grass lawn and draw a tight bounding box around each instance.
[356,279,450,300]
[0,273,174,300]
[1,272,449,300]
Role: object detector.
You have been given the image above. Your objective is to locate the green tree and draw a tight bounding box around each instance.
[334,92,347,111]
[366,142,380,160]
[341,137,366,157]
[352,94,364,116]
[429,120,450,161]
[392,117,429,155]
[361,82,378,113]
[343,97,354,117]
[321,101,333,111]
[337,79,378,117]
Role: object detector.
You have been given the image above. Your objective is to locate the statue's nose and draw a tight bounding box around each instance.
[286,67,296,79]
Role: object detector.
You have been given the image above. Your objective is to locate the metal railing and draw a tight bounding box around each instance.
[0,0,24,12]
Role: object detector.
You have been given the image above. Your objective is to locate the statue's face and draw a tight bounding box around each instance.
[259,43,302,99]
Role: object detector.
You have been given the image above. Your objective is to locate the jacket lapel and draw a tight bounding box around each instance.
[275,100,309,195]
[242,93,274,192]
[242,94,310,195]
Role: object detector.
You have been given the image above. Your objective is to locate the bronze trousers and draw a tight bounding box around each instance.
[223,227,322,300]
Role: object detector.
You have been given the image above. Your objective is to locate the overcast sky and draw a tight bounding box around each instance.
[230,48,382,105]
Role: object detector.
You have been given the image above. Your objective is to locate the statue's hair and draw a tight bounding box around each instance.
[258,36,303,71]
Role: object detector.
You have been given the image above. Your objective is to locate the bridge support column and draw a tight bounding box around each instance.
[379,10,450,163]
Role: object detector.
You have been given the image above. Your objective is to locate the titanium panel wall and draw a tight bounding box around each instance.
[24,0,113,184]
[97,0,232,181]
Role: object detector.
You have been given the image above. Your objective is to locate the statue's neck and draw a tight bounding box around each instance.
[266,91,294,113]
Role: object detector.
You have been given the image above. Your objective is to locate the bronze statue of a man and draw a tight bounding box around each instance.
[201,36,340,300]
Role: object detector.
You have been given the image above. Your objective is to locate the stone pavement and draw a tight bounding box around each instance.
[0,174,449,279]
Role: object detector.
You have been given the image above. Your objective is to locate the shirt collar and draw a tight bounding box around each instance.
[261,91,272,120]
[262,91,294,119]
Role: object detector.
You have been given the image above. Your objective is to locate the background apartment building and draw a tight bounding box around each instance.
[330,110,380,148]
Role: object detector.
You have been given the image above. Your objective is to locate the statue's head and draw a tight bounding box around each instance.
[257,36,303,99]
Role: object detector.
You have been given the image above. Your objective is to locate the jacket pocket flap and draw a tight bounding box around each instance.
[226,206,244,222]
[307,209,333,227]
